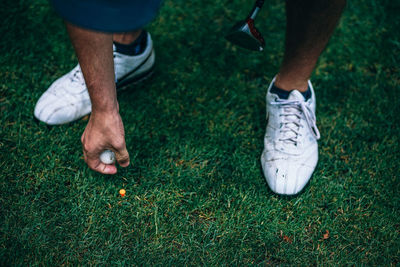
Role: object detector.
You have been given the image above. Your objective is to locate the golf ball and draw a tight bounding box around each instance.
[100,149,115,164]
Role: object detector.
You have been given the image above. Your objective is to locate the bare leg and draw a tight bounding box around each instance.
[274,0,346,92]
[66,23,130,174]
[113,30,142,44]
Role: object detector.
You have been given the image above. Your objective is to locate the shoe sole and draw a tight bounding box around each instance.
[116,66,155,91]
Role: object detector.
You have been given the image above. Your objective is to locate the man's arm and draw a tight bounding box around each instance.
[66,23,130,174]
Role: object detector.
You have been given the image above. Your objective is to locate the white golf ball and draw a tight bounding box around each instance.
[100,149,116,164]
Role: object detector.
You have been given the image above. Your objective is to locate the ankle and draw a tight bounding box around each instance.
[113,30,147,56]
[113,30,142,45]
[274,74,309,92]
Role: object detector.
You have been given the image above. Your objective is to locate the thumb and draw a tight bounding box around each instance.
[115,146,130,167]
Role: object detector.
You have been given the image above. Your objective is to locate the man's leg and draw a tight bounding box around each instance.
[275,0,346,92]
[261,0,346,195]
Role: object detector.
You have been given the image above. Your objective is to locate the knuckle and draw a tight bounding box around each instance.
[82,144,89,152]
[116,150,129,162]
[118,154,129,162]
[82,143,93,152]
[114,140,126,150]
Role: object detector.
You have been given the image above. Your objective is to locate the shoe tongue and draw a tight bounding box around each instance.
[287,90,305,101]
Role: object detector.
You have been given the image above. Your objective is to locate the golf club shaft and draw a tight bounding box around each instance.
[248,0,265,19]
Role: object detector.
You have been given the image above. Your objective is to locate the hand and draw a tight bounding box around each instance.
[81,110,130,174]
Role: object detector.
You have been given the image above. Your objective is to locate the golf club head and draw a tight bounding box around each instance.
[225,18,265,51]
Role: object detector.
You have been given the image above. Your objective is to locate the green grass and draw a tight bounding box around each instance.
[1,0,399,265]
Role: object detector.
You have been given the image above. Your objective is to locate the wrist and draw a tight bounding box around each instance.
[91,100,119,115]
[86,82,119,114]
[91,107,119,119]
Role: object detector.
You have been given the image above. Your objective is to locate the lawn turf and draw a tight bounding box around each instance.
[1,0,400,265]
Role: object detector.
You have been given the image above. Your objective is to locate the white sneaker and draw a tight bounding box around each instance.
[261,77,320,195]
[34,32,155,125]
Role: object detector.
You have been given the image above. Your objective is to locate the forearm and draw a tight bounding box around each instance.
[65,22,129,174]
[66,23,118,113]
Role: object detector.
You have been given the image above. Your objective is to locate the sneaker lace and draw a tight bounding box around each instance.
[69,67,85,86]
[51,66,86,97]
[271,99,320,145]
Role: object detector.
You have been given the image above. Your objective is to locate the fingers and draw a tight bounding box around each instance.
[82,137,129,175]
[89,158,117,175]
[115,145,130,168]
[82,134,117,175]
[83,146,118,175]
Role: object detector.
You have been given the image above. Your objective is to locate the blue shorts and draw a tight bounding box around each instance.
[50,0,162,32]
